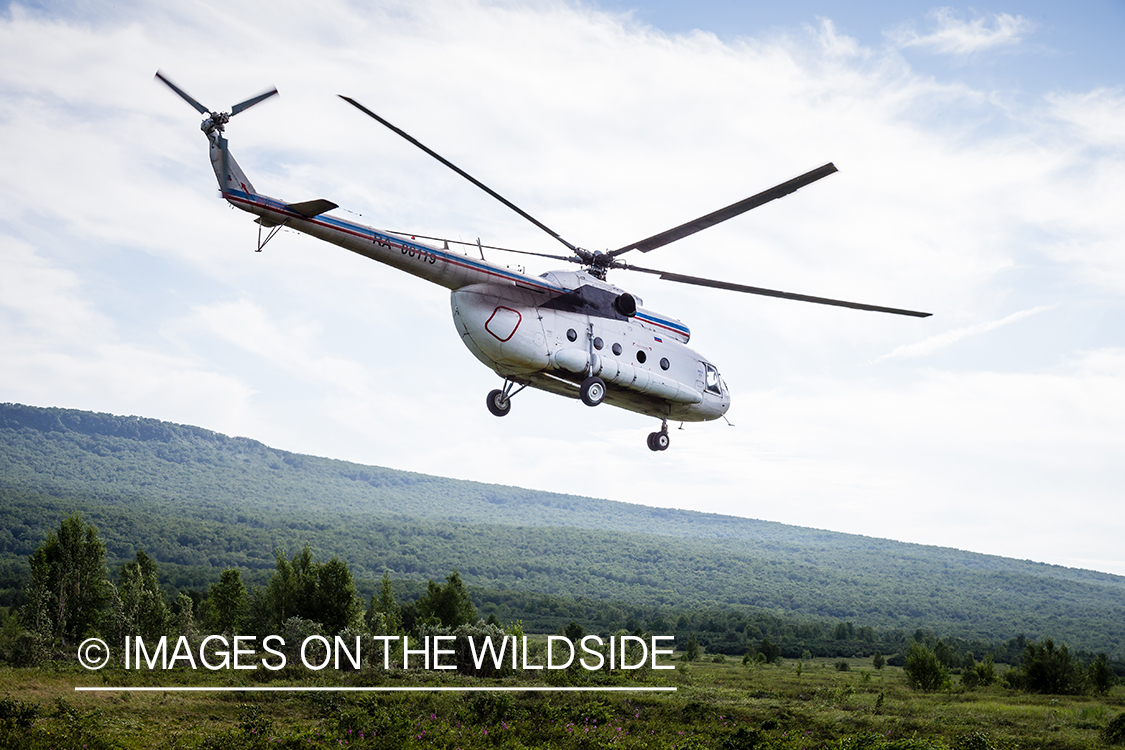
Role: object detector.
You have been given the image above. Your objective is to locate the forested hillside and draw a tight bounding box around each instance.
[3,402,1124,658]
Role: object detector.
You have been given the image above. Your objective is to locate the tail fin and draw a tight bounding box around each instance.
[208,132,256,197]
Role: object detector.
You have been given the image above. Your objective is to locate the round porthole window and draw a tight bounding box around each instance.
[566,328,577,342]
[593,336,604,350]
[612,343,622,355]
[636,350,647,364]
[660,357,670,370]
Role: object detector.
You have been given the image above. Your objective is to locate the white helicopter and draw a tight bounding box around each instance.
[156,72,930,452]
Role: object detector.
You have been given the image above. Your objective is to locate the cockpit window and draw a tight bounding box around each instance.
[704,363,722,395]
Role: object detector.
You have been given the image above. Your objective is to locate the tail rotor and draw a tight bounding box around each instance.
[155,71,275,196]
[154,70,277,134]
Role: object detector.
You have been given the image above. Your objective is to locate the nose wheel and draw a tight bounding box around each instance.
[647,420,670,451]
[486,389,512,417]
[486,379,527,417]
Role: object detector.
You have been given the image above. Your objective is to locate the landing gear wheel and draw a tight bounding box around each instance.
[579,376,606,407]
[486,389,511,417]
[647,431,670,451]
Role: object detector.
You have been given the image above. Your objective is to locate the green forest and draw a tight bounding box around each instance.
[2,508,1123,749]
[2,402,1123,661]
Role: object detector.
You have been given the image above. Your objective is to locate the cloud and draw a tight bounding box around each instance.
[1048,87,1125,148]
[875,305,1053,362]
[888,8,1034,55]
[0,239,109,343]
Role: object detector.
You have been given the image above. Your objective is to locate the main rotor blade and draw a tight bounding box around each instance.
[231,87,279,116]
[625,265,931,317]
[339,95,579,254]
[154,71,209,115]
[610,163,839,257]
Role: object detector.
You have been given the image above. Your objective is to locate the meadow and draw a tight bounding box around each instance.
[2,654,1123,749]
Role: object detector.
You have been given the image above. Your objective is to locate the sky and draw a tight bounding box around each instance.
[1,1,1123,575]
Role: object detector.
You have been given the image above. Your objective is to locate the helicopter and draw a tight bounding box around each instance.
[156,72,930,452]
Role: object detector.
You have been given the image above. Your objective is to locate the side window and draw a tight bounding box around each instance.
[704,363,722,395]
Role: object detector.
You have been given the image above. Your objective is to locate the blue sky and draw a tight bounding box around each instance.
[1,0,1123,576]
[605,1,1125,88]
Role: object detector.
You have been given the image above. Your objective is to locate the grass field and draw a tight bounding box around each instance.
[2,654,1123,749]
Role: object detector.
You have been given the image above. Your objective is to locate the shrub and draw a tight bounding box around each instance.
[975,655,997,686]
[0,697,41,729]
[955,731,998,750]
[904,642,949,692]
[1103,712,1125,745]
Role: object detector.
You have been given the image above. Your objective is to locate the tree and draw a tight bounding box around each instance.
[904,642,949,692]
[1088,653,1115,696]
[207,568,248,634]
[417,570,477,629]
[174,592,196,639]
[263,546,363,635]
[872,651,885,670]
[758,636,781,664]
[1020,638,1083,695]
[316,557,364,634]
[961,652,979,689]
[683,633,700,661]
[21,514,110,648]
[111,550,170,641]
[933,640,957,669]
[367,571,403,636]
[264,546,312,627]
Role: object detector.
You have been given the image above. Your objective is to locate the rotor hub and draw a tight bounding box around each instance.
[201,111,231,134]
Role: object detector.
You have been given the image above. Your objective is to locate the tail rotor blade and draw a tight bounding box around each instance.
[231,88,279,116]
[154,71,209,115]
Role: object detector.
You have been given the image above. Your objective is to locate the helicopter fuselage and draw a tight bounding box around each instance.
[211,136,730,424]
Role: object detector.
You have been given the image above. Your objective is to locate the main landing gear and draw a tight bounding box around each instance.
[486,379,527,417]
[486,377,670,452]
[579,375,606,407]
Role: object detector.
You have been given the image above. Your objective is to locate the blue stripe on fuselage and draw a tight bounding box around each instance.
[225,188,564,293]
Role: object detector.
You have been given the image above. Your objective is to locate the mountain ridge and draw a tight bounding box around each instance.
[2,401,1123,657]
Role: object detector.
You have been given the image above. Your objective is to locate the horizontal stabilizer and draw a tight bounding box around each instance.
[286,199,338,218]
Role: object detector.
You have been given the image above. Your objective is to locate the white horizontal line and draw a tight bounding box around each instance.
[75,686,676,693]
